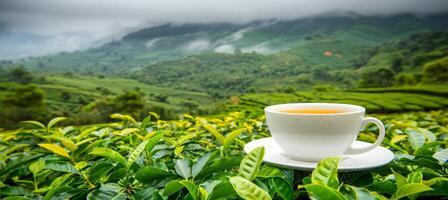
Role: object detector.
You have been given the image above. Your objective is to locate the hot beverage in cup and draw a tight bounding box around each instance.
[265,103,385,162]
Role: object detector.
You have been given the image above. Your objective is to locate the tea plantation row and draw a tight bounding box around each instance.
[0,111,447,199]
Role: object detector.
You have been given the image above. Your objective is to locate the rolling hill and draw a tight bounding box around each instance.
[6,13,448,76]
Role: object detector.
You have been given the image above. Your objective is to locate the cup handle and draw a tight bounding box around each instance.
[344,117,385,155]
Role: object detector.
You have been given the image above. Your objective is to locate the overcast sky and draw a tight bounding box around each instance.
[0,0,447,59]
[1,0,448,36]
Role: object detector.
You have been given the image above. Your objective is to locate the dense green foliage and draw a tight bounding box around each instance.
[229,85,448,115]
[1,110,447,199]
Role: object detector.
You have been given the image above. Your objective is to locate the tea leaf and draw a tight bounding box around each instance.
[229,176,272,200]
[239,147,265,181]
[203,125,224,144]
[269,177,294,200]
[223,128,246,147]
[407,172,423,184]
[38,143,70,158]
[392,170,407,189]
[206,180,237,200]
[406,129,425,150]
[21,120,46,129]
[44,162,78,174]
[433,148,448,163]
[135,166,172,184]
[47,117,67,129]
[311,157,340,189]
[343,185,380,200]
[87,183,125,200]
[423,177,448,186]
[29,160,45,175]
[391,135,407,144]
[304,184,347,200]
[257,165,287,179]
[392,183,432,200]
[89,147,127,167]
[163,180,198,200]
[192,152,214,178]
[127,139,149,167]
[174,158,191,179]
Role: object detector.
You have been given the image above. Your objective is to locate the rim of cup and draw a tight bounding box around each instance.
[264,103,366,116]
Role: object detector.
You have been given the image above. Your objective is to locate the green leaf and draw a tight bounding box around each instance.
[38,143,70,158]
[192,152,214,178]
[29,160,45,175]
[44,162,78,174]
[203,125,224,144]
[199,155,242,178]
[135,187,163,200]
[304,184,347,200]
[42,174,73,200]
[127,139,149,167]
[239,147,265,181]
[423,177,448,186]
[146,132,164,156]
[3,197,33,200]
[392,183,432,200]
[87,183,125,200]
[88,162,114,184]
[229,176,272,200]
[343,186,379,200]
[257,165,287,179]
[390,135,407,144]
[174,158,191,179]
[47,117,67,129]
[89,147,127,167]
[163,180,198,200]
[136,166,172,184]
[407,172,423,183]
[21,120,46,129]
[433,148,448,163]
[406,129,425,150]
[269,177,294,200]
[392,170,407,189]
[417,128,436,142]
[223,128,245,147]
[311,157,340,189]
[205,180,237,200]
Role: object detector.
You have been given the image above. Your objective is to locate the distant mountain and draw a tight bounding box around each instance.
[131,31,448,95]
[5,13,448,76]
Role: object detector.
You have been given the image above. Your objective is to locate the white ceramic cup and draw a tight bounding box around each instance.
[265,103,385,162]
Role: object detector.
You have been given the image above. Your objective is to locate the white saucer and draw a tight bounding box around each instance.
[244,137,394,172]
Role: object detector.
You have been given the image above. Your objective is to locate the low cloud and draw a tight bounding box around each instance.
[0,0,447,58]
[182,39,211,52]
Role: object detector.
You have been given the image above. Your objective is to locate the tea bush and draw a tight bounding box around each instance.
[0,111,447,199]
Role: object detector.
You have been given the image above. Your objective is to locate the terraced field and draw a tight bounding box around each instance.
[230,85,448,114]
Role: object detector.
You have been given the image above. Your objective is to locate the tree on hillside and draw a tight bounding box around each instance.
[0,84,46,127]
[359,68,395,88]
[113,90,145,117]
[395,73,416,85]
[3,84,44,107]
[423,56,448,83]
[9,67,33,84]
[391,57,403,73]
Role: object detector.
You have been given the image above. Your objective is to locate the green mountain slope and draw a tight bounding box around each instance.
[9,13,448,76]
[132,31,448,96]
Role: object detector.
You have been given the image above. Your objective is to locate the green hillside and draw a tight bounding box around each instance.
[229,85,448,115]
[132,32,448,96]
[7,14,448,76]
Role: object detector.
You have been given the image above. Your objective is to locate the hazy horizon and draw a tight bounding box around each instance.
[1,0,448,59]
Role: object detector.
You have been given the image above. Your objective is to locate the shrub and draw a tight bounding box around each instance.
[359,68,395,88]
[422,56,448,83]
